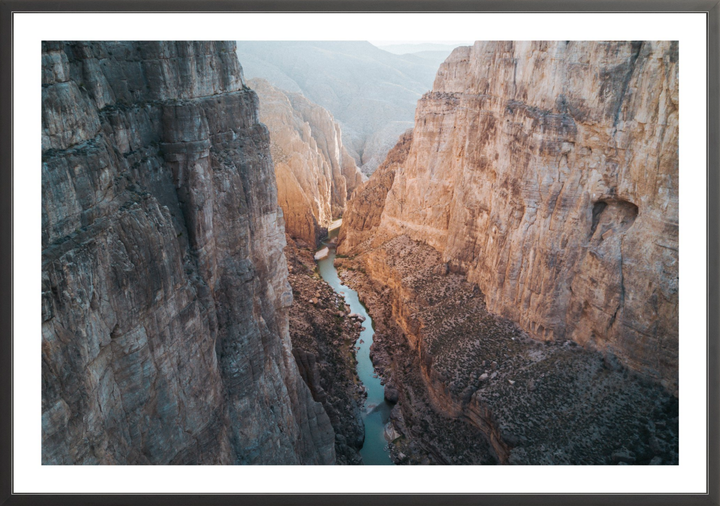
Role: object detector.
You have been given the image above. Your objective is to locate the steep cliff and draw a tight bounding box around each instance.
[249,78,362,245]
[42,41,335,464]
[340,41,679,393]
[338,130,412,253]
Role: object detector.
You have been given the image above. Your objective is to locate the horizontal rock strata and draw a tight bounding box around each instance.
[42,41,334,464]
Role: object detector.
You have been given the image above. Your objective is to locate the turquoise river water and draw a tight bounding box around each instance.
[316,223,394,465]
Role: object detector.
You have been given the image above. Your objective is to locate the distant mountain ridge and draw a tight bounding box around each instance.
[236,41,459,175]
[373,42,465,55]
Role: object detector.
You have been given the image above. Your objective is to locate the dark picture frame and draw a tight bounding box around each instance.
[2,1,718,505]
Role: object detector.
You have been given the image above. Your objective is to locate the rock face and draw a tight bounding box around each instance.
[340,41,679,393]
[249,78,362,245]
[338,130,412,253]
[41,41,335,464]
[236,42,452,175]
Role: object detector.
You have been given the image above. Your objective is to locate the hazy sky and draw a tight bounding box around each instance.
[369,40,473,47]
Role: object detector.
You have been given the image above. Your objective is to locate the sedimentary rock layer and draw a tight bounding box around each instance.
[250,78,362,245]
[340,41,679,393]
[42,41,334,464]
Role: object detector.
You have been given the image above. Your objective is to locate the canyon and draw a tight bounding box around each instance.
[236,41,453,175]
[338,41,679,464]
[41,40,680,467]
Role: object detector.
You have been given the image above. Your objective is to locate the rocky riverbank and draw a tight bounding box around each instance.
[336,236,679,465]
[285,236,366,464]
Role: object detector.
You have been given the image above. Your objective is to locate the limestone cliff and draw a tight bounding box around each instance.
[340,41,679,393]
[42,41,335,464]
[249,78,362,245]
[338,130,412,253]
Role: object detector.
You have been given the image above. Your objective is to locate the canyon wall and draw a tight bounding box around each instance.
[42,41,334,464]
[249,78,362,245]
[340,41,679,393]
[338,130,412,253]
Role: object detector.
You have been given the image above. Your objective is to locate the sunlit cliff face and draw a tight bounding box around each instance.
[342,41,678,393]
[249,78,362,245]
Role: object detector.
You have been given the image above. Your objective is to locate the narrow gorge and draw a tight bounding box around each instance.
[236,41,452,176]
[41,40,679,467]
[250,78,363,245]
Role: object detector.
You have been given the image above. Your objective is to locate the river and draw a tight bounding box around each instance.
[316,221,395,465]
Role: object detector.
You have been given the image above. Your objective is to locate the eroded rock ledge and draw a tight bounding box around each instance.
[337,236,678,465]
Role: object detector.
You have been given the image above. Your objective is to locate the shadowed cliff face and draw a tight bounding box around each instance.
[249,78,363,245]
[340,41,678,394]
[42,41,334,464]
